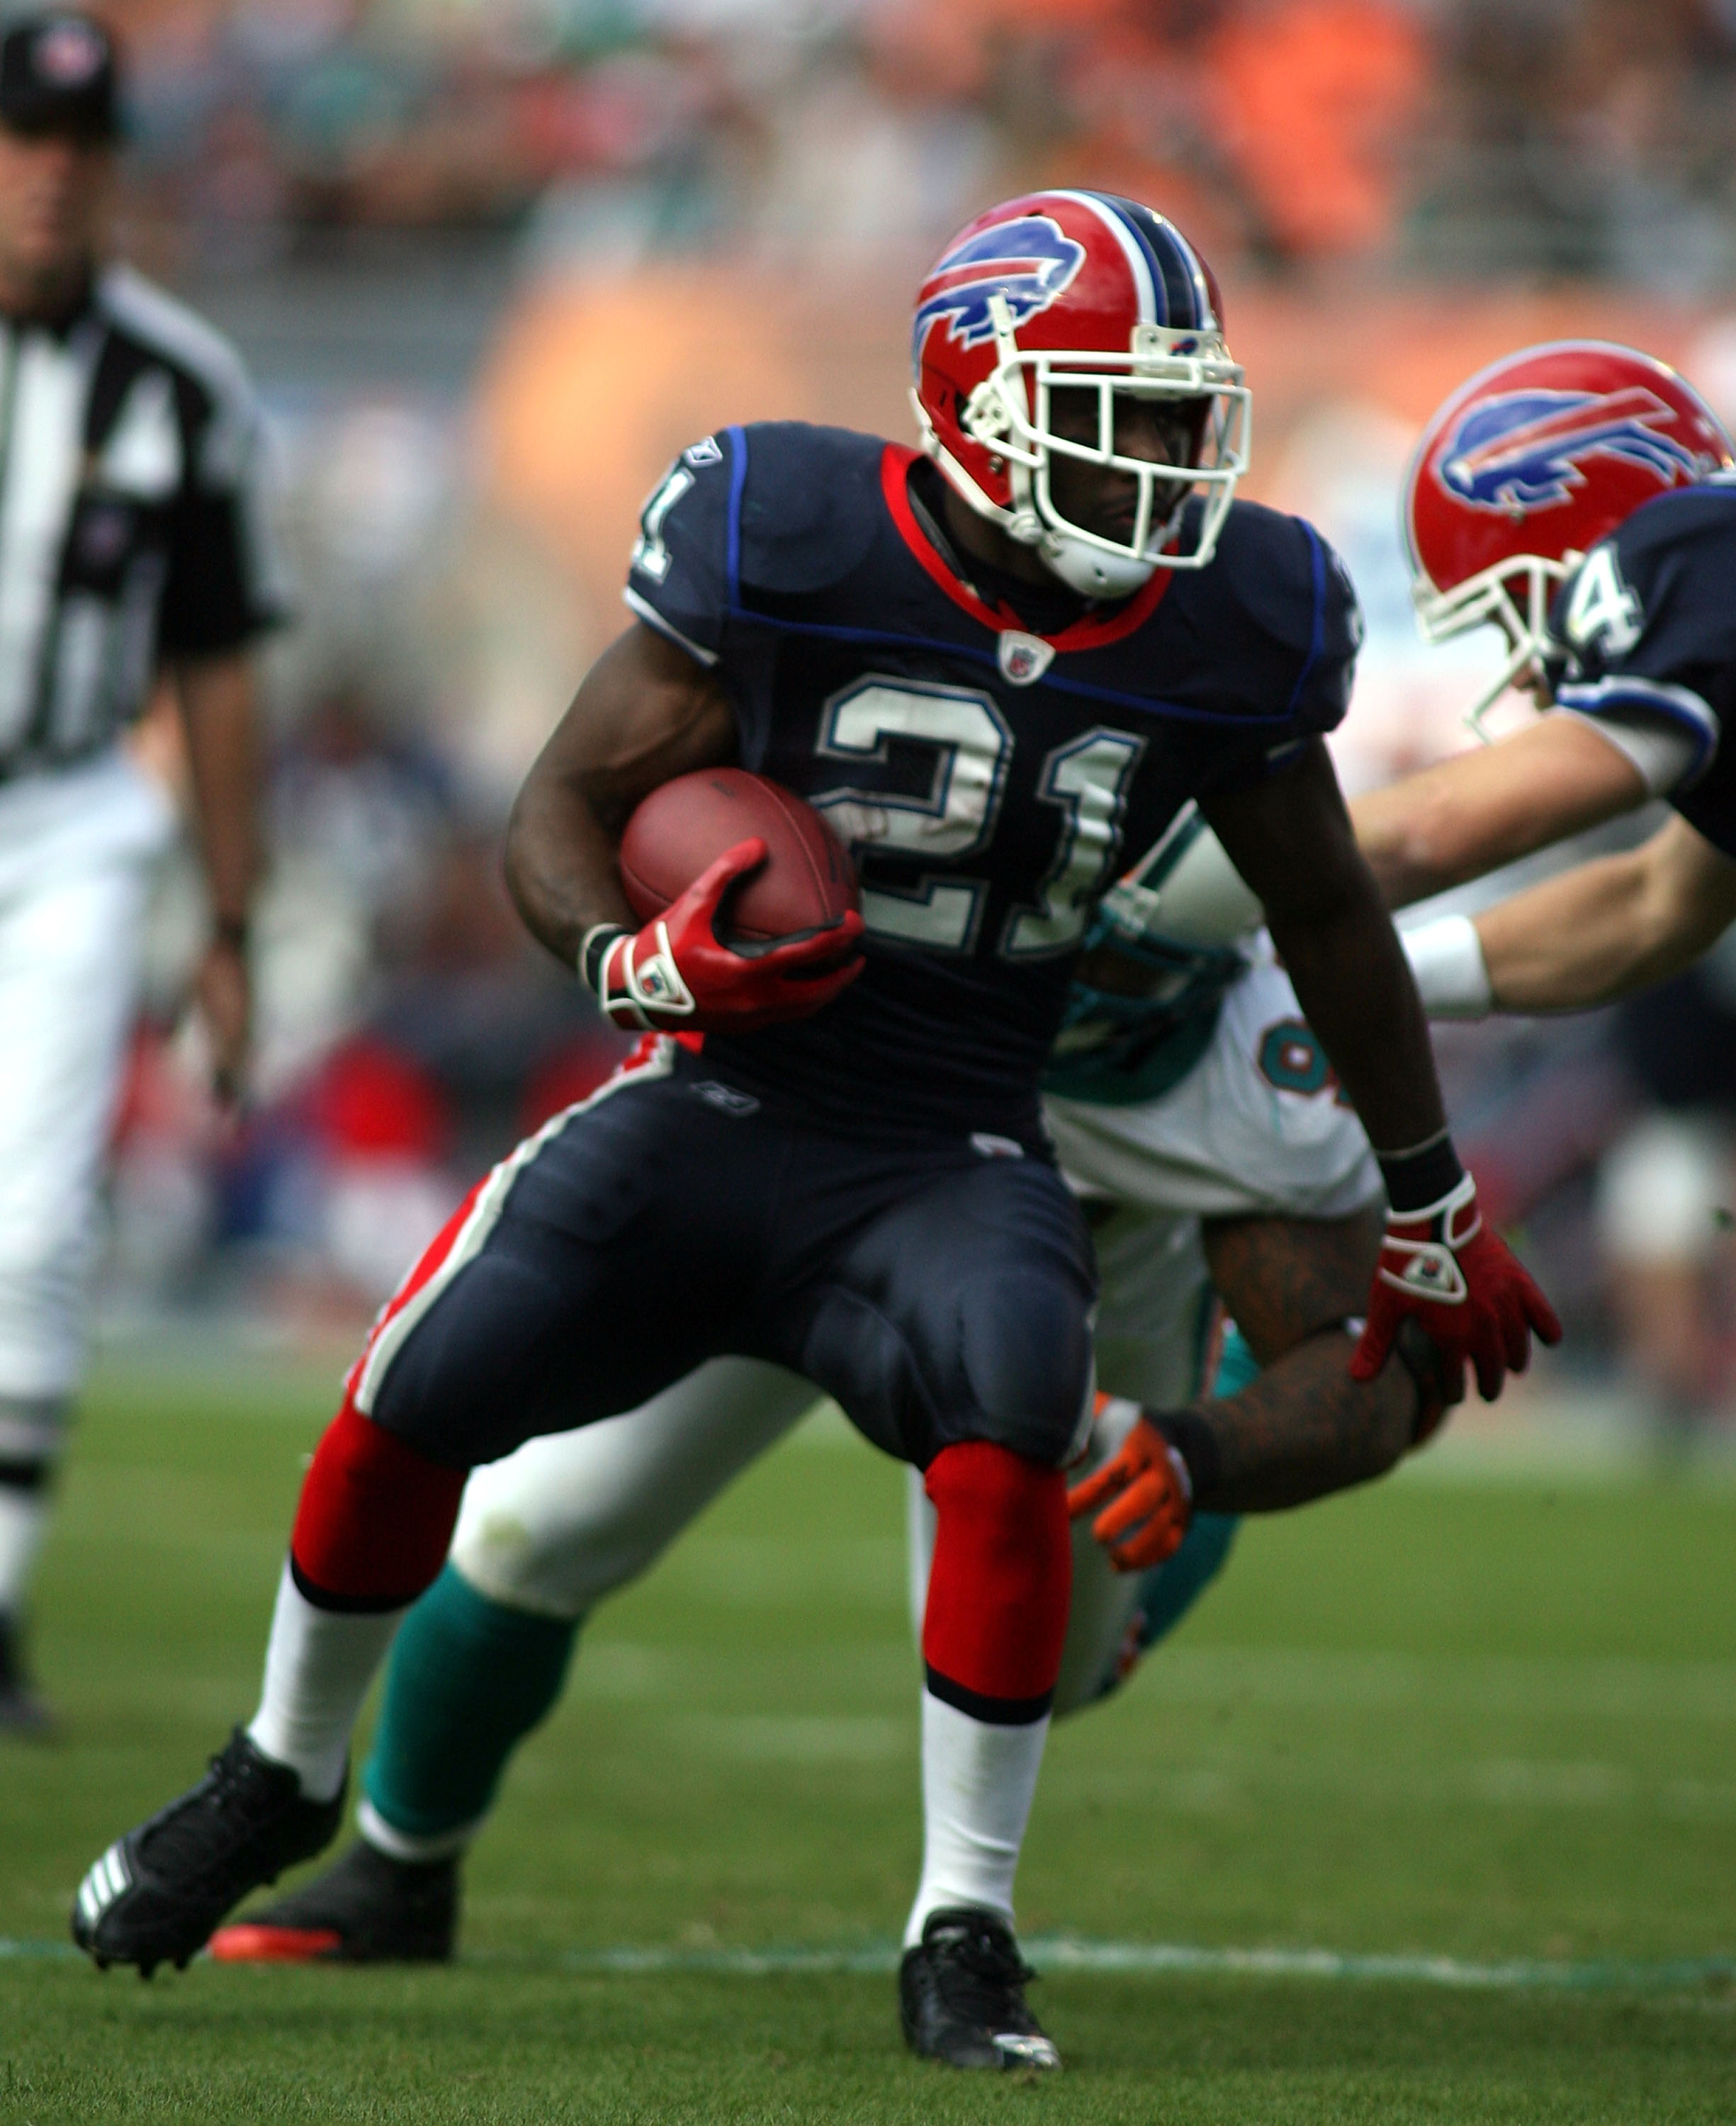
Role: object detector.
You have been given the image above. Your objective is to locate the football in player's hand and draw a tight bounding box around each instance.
[619,768,859,954]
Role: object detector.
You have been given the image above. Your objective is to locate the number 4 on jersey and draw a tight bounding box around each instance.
[1562,544,1643,660]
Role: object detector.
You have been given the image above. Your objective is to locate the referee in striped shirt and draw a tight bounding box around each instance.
[0,11,286,1729]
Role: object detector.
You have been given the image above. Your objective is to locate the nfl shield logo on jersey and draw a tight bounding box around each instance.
[997,631,1054,686]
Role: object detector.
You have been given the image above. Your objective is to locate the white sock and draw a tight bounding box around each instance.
[247,1562,405,1803]
[357,1796,478,1864]
[904,1689,1051,1948]
[0,1483,48,1616]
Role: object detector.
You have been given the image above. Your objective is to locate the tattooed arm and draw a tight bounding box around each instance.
[1069,1205,1460,1566]
[1183,1208,1450,1512]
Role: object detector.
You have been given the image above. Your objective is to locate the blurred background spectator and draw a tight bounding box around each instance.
[82,0,1736,1449]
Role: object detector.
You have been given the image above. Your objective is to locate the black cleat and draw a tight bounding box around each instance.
[899,1906,1060,2071]
[71,1729,344,1976]
[208,1839,457,1963]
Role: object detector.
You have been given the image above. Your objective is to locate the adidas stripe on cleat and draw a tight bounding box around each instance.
[71,1728,344,1976]
[76,1841,135,1955]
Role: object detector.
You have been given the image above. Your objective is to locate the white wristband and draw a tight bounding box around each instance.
[1402,913,1492,1020]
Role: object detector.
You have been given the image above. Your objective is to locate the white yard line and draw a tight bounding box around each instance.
[10,1936,1729,1992]
[551,1941,1736,1991]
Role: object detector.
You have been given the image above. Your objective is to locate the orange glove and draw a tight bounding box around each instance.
[1066,1407,1193,1573]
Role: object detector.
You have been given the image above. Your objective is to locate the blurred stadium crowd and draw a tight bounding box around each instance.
[113,0,1736,285]
[94,0,1736,1440]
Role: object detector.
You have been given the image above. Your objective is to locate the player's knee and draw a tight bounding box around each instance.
[0,1394,66,1460]
[0,1230,81,1289]
[0,1254,86,1376]
[921,1441,1070,1714]
[451,1507,643,1619]
[291,1395,468,1611]
[958,1270,1093,1467]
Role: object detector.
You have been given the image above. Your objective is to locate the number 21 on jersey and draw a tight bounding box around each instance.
[812,677,1144,957]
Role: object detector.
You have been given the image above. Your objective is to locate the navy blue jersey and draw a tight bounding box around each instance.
[626,422,1359,1142]
[1548,478,1736,857]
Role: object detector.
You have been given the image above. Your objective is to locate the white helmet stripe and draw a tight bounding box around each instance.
[1163,220,1217,333]
[1047,188,1156,325]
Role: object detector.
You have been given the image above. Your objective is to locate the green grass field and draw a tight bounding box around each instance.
[2,1359,1734,2122]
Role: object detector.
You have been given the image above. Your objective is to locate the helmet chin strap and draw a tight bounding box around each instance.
[1040,534,1159,599]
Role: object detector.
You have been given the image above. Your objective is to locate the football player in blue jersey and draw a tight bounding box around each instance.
[193,807,1461,2003]
[72,192,1555,2069]
[1058,337,1736,1551]
[175,332,1736,2035]
[1349,339,1736,1013]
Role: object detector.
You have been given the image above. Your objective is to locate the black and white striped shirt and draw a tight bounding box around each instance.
[0,262,285,777]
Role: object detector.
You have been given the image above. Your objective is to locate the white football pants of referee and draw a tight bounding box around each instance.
[0,855,158,1415]
[0,804,164,1636]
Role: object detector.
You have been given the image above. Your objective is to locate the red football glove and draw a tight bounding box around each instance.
[1066,1402,1193,1573]
[592,838,864,1034]
[1350,1171,1562,1403]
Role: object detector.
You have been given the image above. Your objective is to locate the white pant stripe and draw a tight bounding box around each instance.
[350,1037,677,1417]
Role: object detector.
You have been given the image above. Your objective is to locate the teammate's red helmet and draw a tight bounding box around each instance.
[1404,340,1732,726]
[911,190,1250,597]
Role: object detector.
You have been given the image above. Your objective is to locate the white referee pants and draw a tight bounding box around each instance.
[0,855,154,1429]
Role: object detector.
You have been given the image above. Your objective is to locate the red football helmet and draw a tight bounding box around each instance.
[911,190,1251,597]
[1404,340,1732,729]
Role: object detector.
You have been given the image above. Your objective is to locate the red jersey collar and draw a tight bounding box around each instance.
[879,444,1172,654]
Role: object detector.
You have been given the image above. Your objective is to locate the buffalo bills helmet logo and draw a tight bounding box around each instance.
[912,215,1086,362]
[1437,386,1702,513]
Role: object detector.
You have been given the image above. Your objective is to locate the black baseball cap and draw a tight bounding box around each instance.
[0,11,119,143]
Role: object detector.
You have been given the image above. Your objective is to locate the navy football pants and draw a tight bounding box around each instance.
[348,1040,1098,1474]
